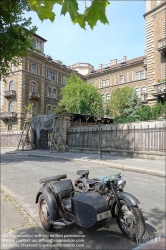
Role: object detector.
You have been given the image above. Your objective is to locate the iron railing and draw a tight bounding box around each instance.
[67,126,166,152]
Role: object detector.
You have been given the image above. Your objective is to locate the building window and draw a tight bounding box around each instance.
[106,93,110,101]
[47,106,51,115]
[102,95,105,103]
[141,87,147,94]
[9,101,14,112]
[8,124,12,131]
[9,80,14,90]
[31,64,36,74]
[32,40,37,49]
[135,71,145,80]
[119,75,124,84]
[63,75,67,84]
[53,89,56,98]
[31,82,36,92]
[48,87,51,97]
[58,72,61,83]
[135,88,140,97]
[30,102,36,113]
[11,63,14,71]
[48,71,55,81]
[102,79,109,87]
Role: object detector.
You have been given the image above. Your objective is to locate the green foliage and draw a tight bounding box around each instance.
[57,74,102,116]
[0,0,37,78]
[27,0,110,29]
[121,91,142,121]
[108,86,133,117]
[151,102,166,120]
[138,105,152,121]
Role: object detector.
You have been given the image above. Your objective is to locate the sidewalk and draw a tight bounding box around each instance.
[2,148,165,178]
[0,189,57,250]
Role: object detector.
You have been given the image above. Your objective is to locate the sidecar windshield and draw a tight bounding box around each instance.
[101,172,121,184]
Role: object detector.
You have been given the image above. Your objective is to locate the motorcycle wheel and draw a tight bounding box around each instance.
[38,194,53,231]
[116,200,145,241]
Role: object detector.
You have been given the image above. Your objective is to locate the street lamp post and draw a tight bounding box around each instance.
[97,117,102,160]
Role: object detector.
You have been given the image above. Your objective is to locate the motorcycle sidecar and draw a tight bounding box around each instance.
[71,192,111,228]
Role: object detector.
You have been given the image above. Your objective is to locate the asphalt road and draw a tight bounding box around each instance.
[1,153,165,250]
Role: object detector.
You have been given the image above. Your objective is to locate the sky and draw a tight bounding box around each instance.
[24,1,146,70]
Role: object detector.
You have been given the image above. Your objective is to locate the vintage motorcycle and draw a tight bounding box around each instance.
[36,173,145,241]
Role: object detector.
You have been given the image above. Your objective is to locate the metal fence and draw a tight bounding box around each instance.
[67,126,166,152]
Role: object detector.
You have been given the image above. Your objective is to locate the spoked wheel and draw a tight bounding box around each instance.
[116,200,145,241]
[39,194,53,231]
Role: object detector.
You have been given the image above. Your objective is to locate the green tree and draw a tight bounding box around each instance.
[108,86,133,117]
[27,0,110,29]
[0,0,37,78]
[121,90,142,121]
[57,74,102,115]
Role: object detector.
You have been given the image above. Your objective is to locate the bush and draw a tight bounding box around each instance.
[138,105,151,121]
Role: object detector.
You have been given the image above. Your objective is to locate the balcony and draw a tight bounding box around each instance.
[152,81,166,101]
[3,90,16,99]
[157,38,166,56]
[29,91,40,100]
[0,112,17,121]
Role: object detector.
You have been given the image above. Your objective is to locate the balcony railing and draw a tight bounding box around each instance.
[3,90,16,98]
[157,38,166,55]
[29,91,40,100]
[0,112,17,120]
[152,81,166,98]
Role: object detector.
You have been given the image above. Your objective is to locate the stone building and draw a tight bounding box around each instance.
[85,55,148,106]
[0,34,75,132]
[144,0,166,104]
[71,0,166,107]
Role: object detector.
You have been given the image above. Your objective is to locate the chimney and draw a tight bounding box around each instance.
[98,63,103,69]
[123,56,127,62]
[110,59,117,66]
[144,50,146,55]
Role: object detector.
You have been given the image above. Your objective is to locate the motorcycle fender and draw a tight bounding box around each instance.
[111,192,140,218]
[117,192,140,206]
[35,185,59,221]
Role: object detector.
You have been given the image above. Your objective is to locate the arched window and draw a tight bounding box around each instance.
[31,82,36,92]
[135,88,140,97]
[8,124,12,131]
[47,106,51,115]
[53,89,56,98]
[9,101,14,112]
[141,87,147,93]
[102,95,105,103]
[48,87,51,97]
[9,80,14,90]
[106,93,110,101]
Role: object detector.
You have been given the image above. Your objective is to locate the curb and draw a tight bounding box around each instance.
[6,151,165,178]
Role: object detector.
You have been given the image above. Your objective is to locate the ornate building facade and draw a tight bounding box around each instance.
[0,34,75,132]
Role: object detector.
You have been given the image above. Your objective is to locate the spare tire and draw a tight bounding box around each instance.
[39,174,67,184]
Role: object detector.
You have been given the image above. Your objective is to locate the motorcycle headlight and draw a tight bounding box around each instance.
[116,179,126,190]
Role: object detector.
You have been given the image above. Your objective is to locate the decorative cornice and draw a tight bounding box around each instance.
[143,2,166,18]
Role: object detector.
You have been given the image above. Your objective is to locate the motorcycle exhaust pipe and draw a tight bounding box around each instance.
[51,220,73,227]
[51,221,66,226]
